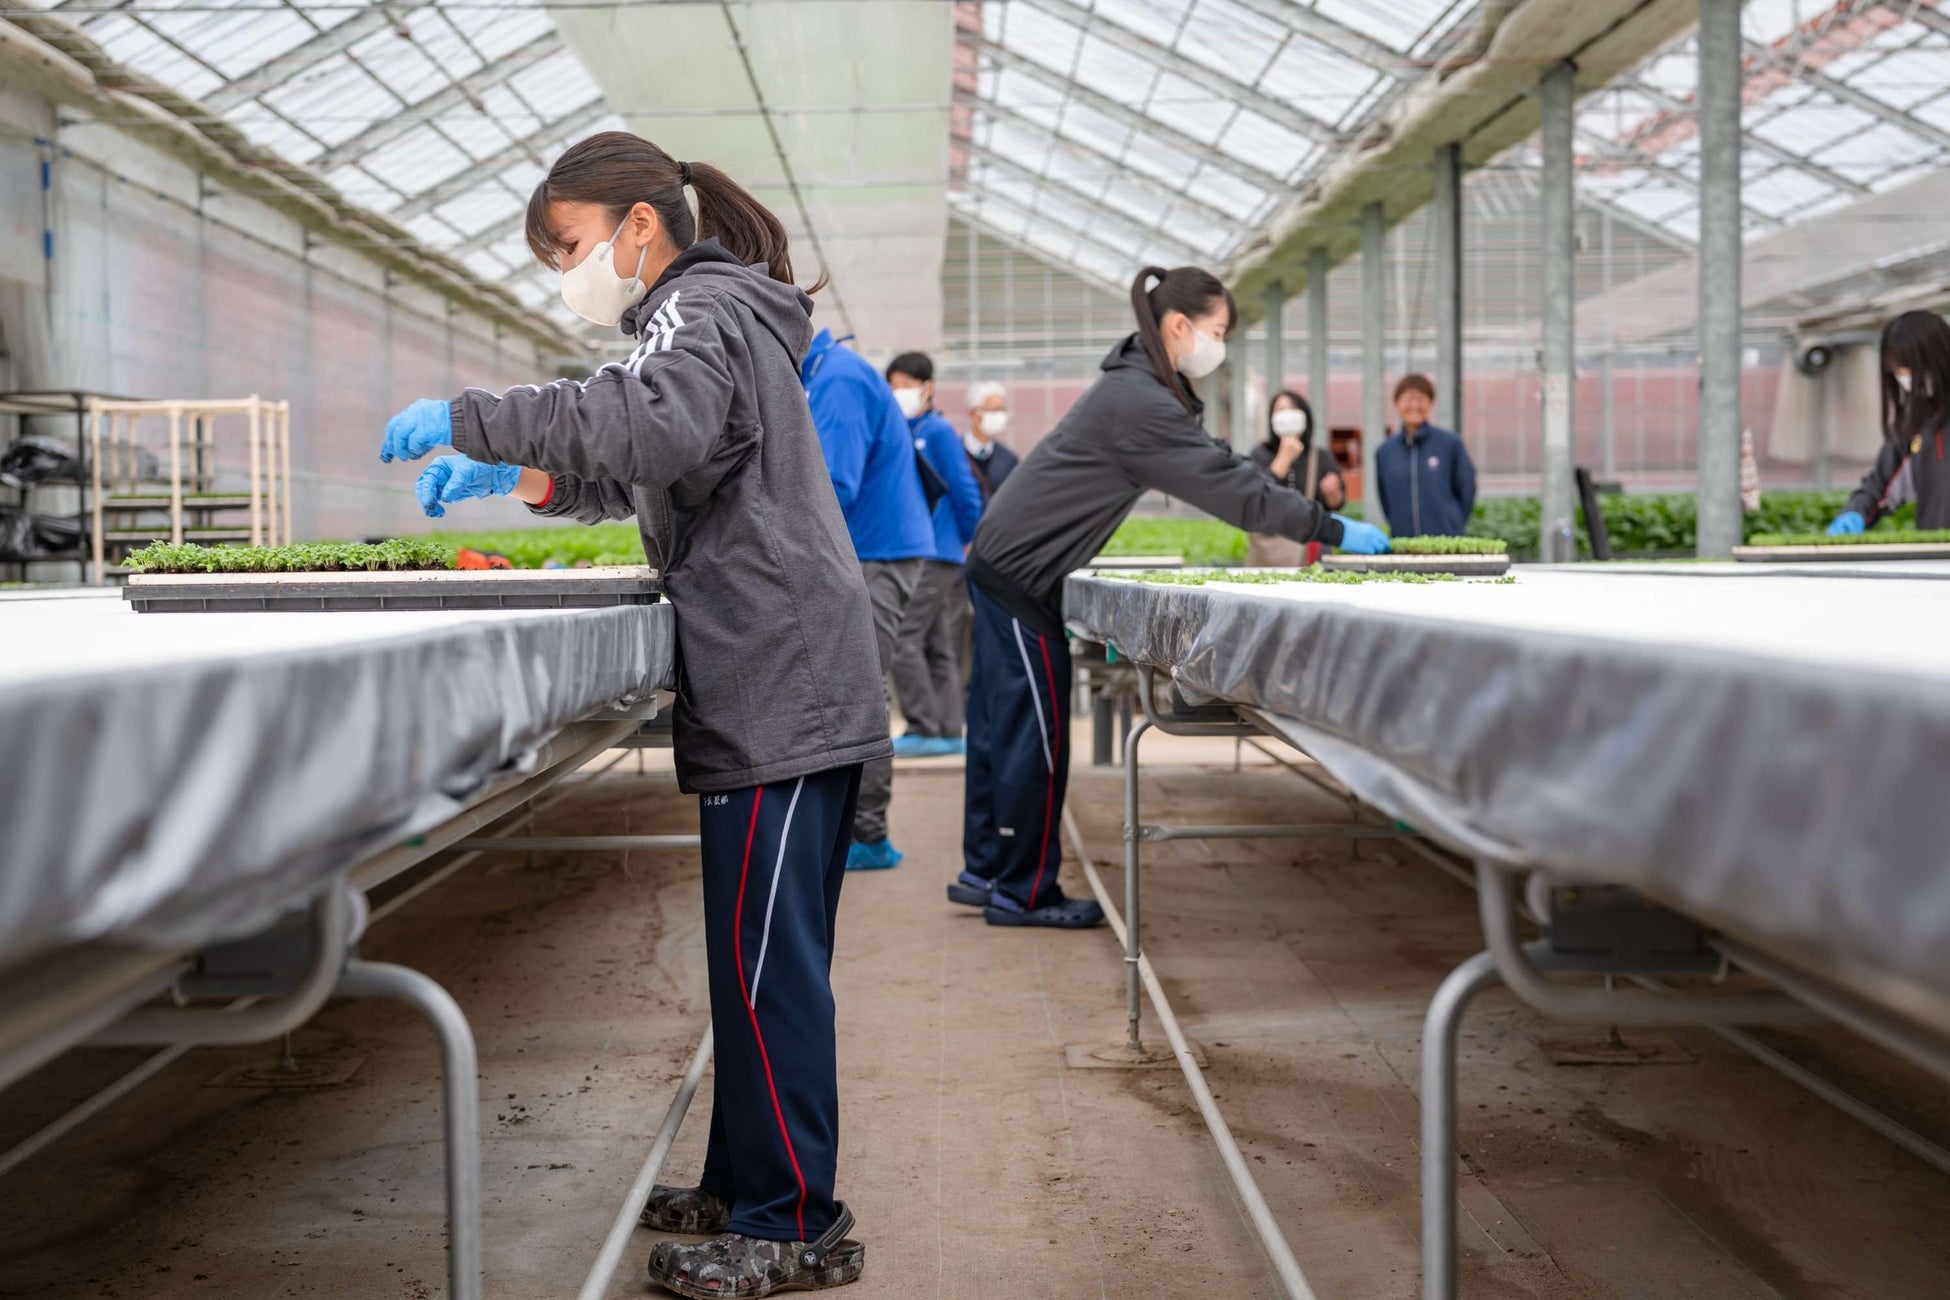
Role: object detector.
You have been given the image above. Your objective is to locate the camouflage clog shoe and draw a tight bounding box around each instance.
[639,1184,733,1234]
[648,1203,864,1298]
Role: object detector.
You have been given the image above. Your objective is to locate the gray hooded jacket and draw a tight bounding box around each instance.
[450,240,890,793]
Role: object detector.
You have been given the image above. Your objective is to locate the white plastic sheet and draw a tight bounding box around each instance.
[0,599,674,965]
[1066,569,1950,1013]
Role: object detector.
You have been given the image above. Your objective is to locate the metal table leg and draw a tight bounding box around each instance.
[1421,950,1500,1300]
[1122,716,1153,1051]
[337,960,482,1300]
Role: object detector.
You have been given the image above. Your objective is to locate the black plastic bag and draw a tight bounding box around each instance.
[0,435,83,489]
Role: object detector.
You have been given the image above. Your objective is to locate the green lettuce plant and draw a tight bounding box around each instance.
[126,539,456,574]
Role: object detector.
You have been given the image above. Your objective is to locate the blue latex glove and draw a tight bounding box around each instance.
[380,398,454,463]
[1826,510,1866,536]
[1333,516,1391,555]
[415,455,520,518]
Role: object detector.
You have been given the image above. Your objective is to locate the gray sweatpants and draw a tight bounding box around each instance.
[856,558,920,845]
[889,559,967,739]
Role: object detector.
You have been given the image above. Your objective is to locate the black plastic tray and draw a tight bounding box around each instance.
[123,565,662,612]
[1731,542,1950,563]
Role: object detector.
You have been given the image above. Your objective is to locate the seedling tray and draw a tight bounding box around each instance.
[123,565,662,613]
[1731,542,1950,563]
[1320,553,1511,577]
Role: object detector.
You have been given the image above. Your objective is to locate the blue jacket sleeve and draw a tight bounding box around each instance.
[808,374,870,511]
[924,416,984,540]
[1452,434,1477,520]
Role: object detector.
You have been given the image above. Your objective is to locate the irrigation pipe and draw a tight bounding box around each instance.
[1062,806,1320,1300]
[575,1025,714,1300]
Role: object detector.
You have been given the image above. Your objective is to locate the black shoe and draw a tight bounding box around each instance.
[640,1184,733,1234]
[983,888,1104,929]
[946,871,994,908]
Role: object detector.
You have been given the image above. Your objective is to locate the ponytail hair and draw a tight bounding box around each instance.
[525,131,825,292]
[1130,266,1237,414]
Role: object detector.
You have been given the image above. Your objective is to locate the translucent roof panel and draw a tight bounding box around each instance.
[955,0,1950,288]
[29,0,618,334]
[953,0,1463,282]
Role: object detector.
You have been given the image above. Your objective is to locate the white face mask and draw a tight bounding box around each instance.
[892,386,925,419]
[964,431,993,460]
[1896,369,1913,393]
[560,218,649,328]
[1270,408,1308,437]
[978,410,1009,437]
[1177,326,1226,380]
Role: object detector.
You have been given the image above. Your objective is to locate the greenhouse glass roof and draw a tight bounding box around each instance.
[25,0,1950,333]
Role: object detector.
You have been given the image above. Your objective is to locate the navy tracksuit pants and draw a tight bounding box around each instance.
[696,763,860,1243]
[962,582,1071,910]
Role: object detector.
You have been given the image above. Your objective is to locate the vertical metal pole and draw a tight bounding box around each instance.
[1360,205,1387,526]
[1434,144,1463,438]
[1229,352,1250,452]
[1539,60,1578,563]
[281,403,294,545]
[1421,951,1501,1300]
[966,219,980,382]
[1600,206,1616,483]
[1308,247,1330,450]
[1696,0,1744,557]
[1121,718,1152,1052]
[89,403,103,585]
[247,402,263,548]
[167,406,183,546]
[1265,281,1287,403]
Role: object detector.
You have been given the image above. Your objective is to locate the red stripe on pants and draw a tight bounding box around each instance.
[731,787,810,1241]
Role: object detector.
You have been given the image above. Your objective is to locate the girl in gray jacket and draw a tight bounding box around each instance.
[378,132,876,1297]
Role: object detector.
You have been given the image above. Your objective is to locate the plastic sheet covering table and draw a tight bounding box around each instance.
[1064,568,1950,1027]
[0,597,675,968]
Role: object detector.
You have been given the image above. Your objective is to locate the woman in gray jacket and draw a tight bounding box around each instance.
[378,132,876,1298]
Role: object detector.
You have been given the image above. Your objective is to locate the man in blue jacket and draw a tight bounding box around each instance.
[884,352,985,758]
[1374,373,1476,537]
[802,328,934,870]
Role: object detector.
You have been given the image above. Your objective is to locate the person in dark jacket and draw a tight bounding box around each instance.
[885,352,984,757]
[1246,389,1346,567]
[379,132,873,1296]
[1828,310,1950,534]
[1374,373,1476,538]
[800,330,934,872]
[955,266,1389,929]
[963,380,1020,495]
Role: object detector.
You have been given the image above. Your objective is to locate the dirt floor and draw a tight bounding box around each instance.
[1,729,1947,1298]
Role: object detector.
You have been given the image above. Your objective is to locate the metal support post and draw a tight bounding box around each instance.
[337,960,482,1300]
[1308,247,1330,435]
[1433,143,1463,436]
[1228,352,1250,451]
[1600,208,1617,483]
[1539,61,1578,563]
[1420,951,1501,1300]
[1121,717,1152,1052]
[1360,205,1386,525]
[1696,0,1744,557]
[1265,281,1287,404]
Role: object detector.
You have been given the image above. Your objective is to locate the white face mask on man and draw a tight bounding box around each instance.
[892,386,926,419]
[1176,326,1226,380]
[977,410,1009,438]
[560,217,649,328]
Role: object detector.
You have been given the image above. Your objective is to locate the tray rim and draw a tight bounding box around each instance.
[124,564,658,588]
[1318,553,1511,575]
[1730,543,1950,562]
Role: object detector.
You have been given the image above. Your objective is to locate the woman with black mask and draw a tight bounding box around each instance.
[1246,389,1346,567]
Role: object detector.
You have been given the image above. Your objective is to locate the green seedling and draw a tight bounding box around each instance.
[125,539,456,574]
[1745,529,1950,548]
[1383,535,1507,555]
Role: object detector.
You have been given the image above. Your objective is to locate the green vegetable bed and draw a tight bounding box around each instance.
[1106,567,1512,587]
[126,539,455,574]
